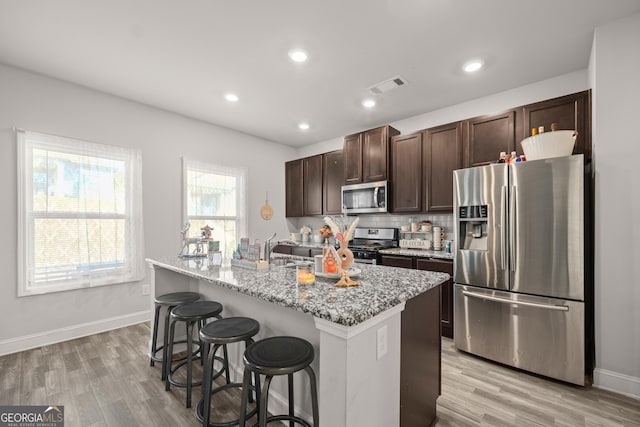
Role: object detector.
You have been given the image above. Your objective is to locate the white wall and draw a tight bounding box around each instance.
[0,64,295,354]
[591,12,640,398]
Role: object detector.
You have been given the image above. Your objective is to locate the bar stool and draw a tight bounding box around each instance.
[239,336,319,427]
[165,300,224,408]
[196,317,261,427]
[150,291,200,380]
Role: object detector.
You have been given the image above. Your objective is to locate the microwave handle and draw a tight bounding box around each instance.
[373,186,379,207]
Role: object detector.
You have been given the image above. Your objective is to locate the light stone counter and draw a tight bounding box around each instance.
[146,256,448,327]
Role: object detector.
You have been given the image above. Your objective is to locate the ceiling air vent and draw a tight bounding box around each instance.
[368,75,408,95]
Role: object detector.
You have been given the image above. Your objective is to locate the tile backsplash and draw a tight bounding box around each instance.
[288,213,454,242]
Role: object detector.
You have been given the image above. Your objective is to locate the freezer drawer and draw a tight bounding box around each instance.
[454,284,585,385]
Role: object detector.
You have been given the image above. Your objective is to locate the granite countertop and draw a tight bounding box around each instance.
[378,247,454,260]
[146,256,449,327]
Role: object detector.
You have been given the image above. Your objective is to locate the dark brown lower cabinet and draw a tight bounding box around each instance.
[416,258,454,339]
[400,285,441,426]
[381,254,454,339]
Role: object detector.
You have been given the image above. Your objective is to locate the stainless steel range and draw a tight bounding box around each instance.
[348,227,398,264]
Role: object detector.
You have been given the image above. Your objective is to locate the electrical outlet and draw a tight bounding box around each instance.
[377,325,388,360]
[141,284,150,295]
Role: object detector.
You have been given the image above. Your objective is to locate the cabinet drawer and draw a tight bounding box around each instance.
[415,258,453,274]
[291,247,311,257]
[272,245,293,255]
[380,255,414,269]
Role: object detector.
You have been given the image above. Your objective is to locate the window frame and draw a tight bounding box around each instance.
[182,158,247,258]
[17,130,144,296]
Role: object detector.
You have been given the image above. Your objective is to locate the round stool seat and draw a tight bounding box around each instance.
[197,317,261,427]
[239,336,318,427]
[166,300,224,409]
[200,317,260,345]
[171,300,223,321]
[149,291,200,371]
[155,291,200,306]
[244,336,314,374]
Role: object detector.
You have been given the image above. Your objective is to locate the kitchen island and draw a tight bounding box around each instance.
[146,256,448,427]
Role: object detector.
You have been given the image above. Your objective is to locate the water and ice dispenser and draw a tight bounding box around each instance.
[458,205,488,250]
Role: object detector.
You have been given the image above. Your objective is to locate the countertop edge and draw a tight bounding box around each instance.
[146,257,449,327]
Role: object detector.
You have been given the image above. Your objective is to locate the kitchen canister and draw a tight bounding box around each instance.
[433,227,442,250]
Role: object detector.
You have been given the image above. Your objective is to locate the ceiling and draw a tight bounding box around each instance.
[2,1,640,147]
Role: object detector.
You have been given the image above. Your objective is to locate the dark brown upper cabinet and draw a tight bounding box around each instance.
[464,110,515,168]
[519,90,591,160]
[424,121,463,212]
[343,125,400,184]
[343,133,363,185]
[303,155,323,216]
[285,159,304,217]
[323,150,344,215]
[391,133,423,213]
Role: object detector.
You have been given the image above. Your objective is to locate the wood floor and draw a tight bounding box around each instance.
[1,323,638,426]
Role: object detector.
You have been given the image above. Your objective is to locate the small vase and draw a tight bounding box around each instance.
[337,240,354,270]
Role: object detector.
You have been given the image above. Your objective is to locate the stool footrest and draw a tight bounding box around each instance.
[260,414,312,427]
[196,382,259,427]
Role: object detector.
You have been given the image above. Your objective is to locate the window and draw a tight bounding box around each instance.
[17,130,144,296]
[183,159,247,259]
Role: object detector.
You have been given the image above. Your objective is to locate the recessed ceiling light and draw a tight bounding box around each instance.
[225,93,239,102]
[362,99,376,108]
[463,59,484,73]
[298,122,310,130]
[288,49,308,63]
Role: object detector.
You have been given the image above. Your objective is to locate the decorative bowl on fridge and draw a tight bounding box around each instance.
[520,130,577,160]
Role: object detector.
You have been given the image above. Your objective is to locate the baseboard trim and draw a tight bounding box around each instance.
[593,368,640,400]
[0,310,151,357]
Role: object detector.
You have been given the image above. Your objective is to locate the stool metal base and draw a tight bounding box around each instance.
[195,382,259,427]
[239,337,319,427]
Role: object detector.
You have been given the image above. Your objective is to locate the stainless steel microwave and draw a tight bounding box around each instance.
[341,180,388,214]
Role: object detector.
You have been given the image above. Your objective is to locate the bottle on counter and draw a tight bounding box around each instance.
[531,127,538,136]
[538,126,545,134]
[510,151,517,163]
[497,151,507,163]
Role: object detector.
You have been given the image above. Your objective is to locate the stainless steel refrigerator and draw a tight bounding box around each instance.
[453,154,587,385]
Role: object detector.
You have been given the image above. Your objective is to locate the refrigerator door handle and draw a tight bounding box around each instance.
[462,290,570,311]
[501,185,508,270]
[509,185,517,272]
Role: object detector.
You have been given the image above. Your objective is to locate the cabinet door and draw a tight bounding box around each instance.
[363,125,400,183]
[380,255,414,269]
[323,150,344,214]
[521,90,590,160]
[391,133,422,213]
[303,155,323,216]
[343,133,363,185]
[416,258,454,339]
[464,110,515,167]
[285,159,304,217]
[423,122,462,212]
